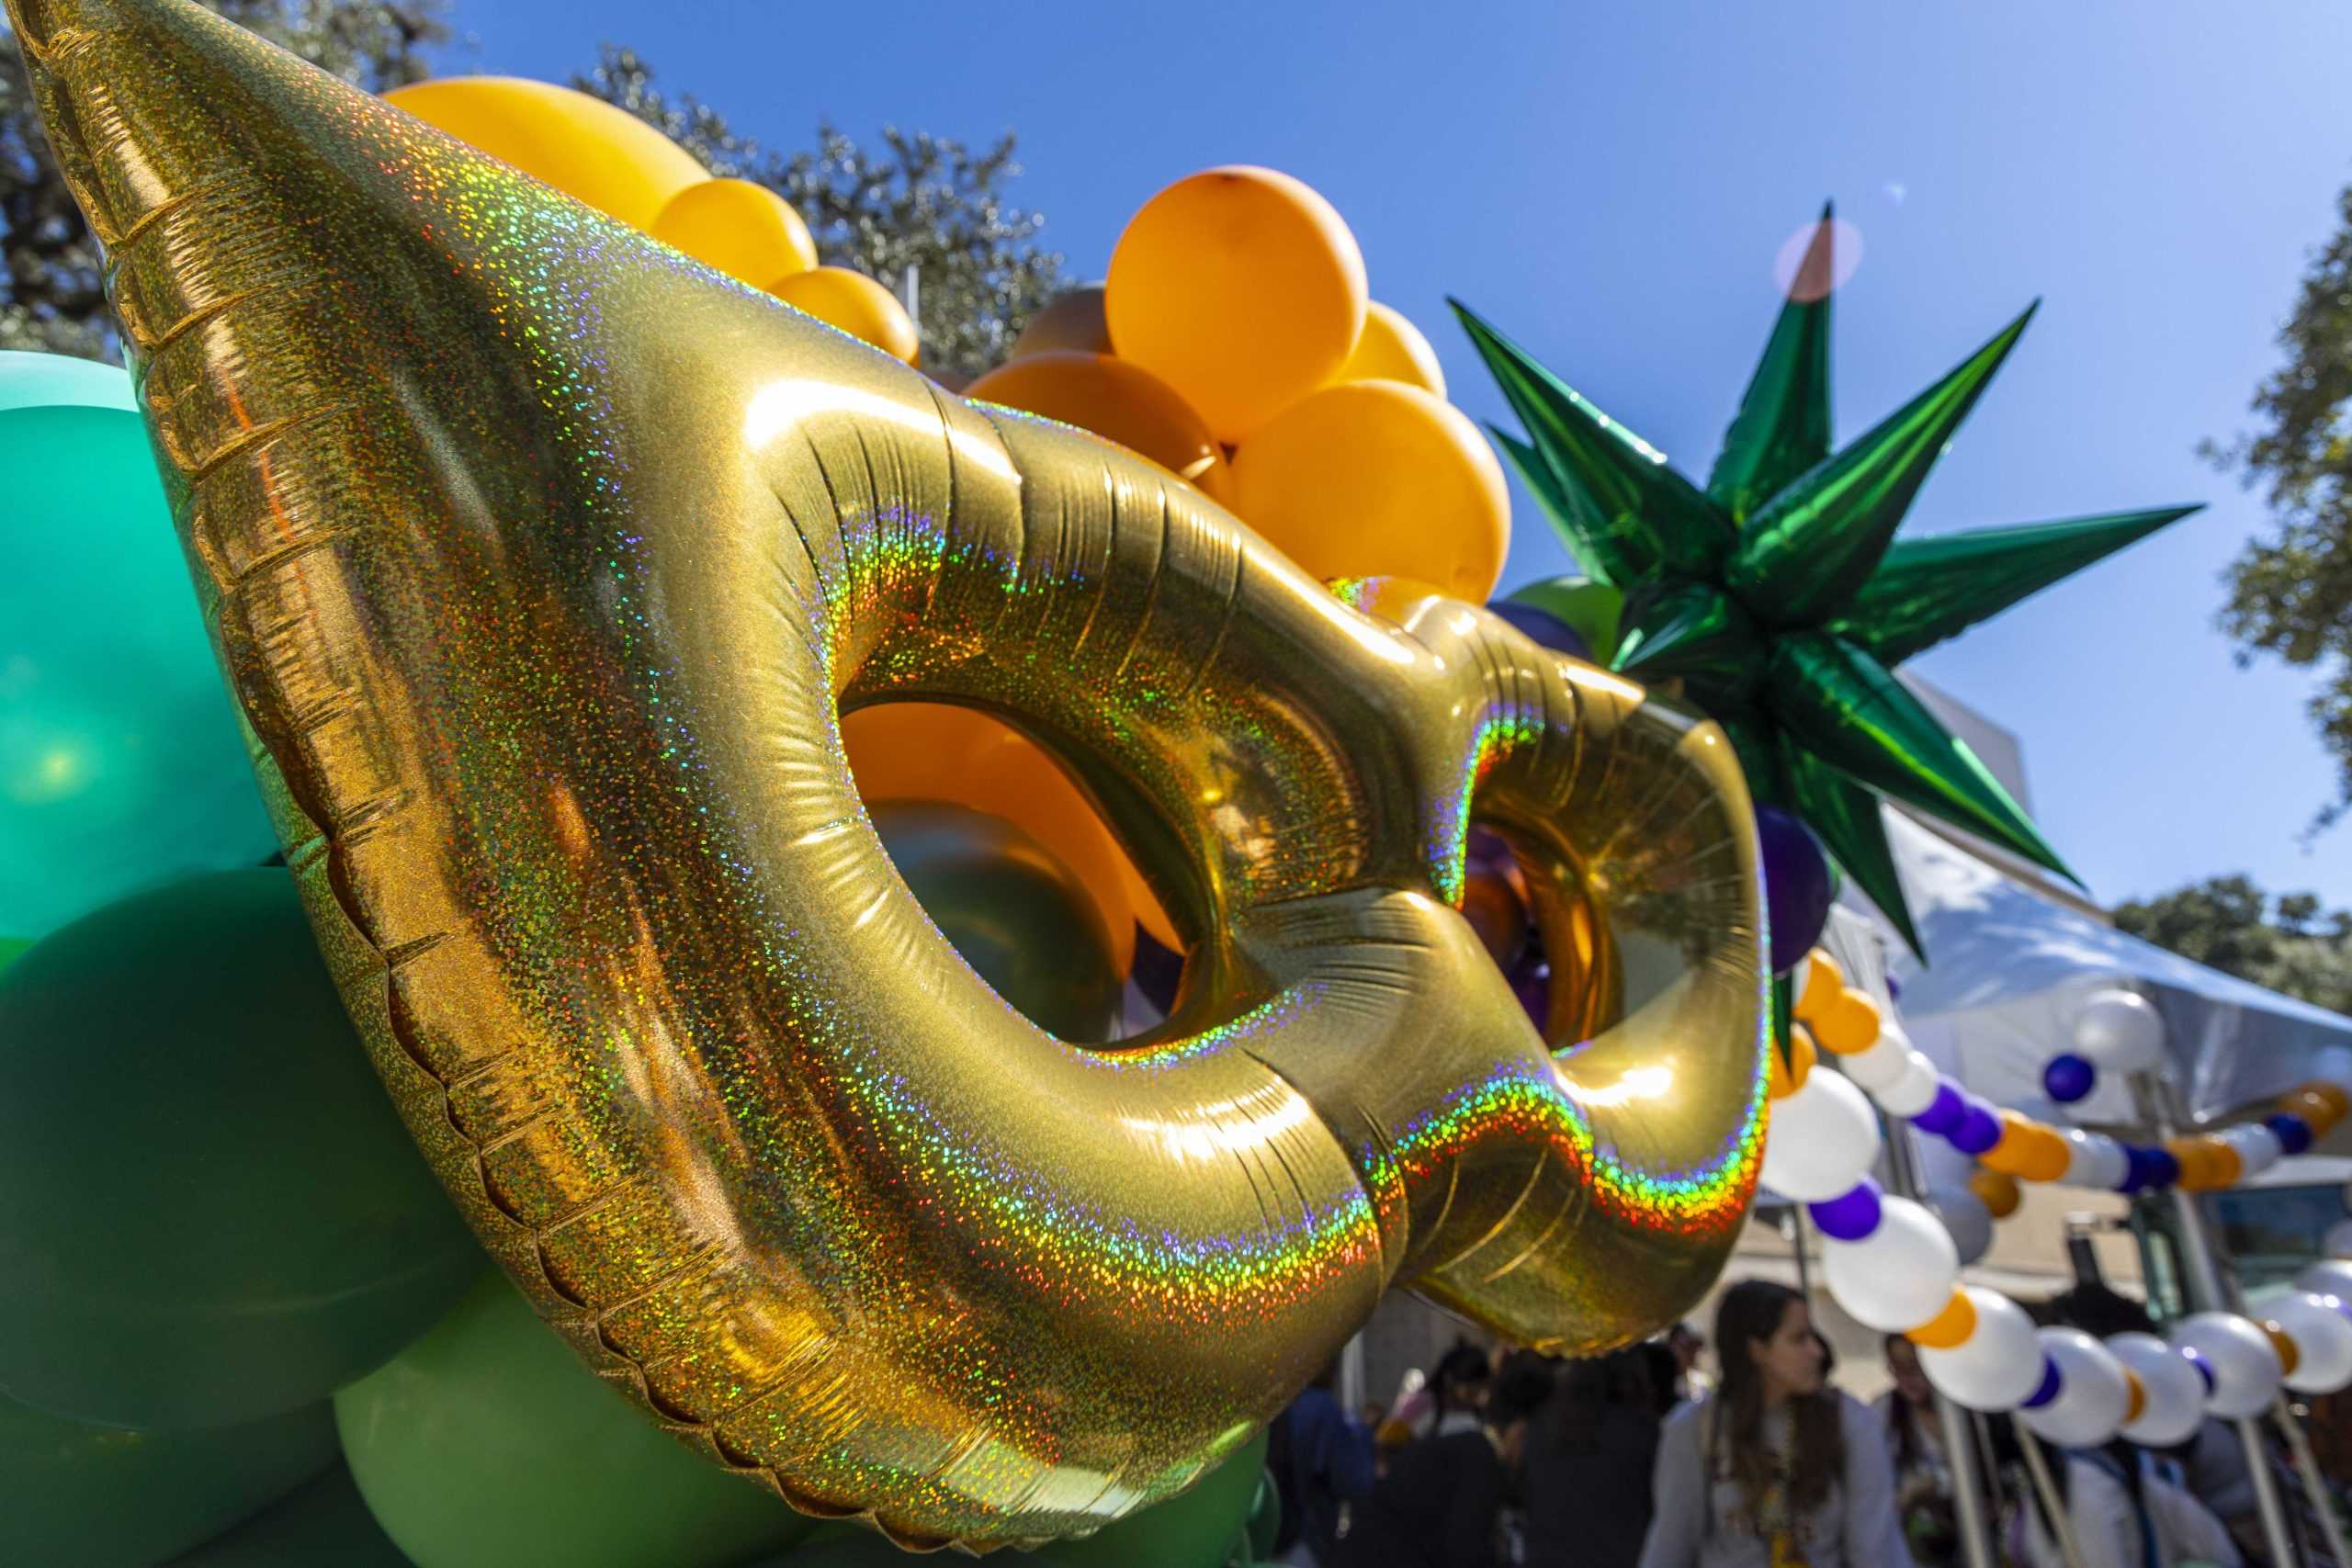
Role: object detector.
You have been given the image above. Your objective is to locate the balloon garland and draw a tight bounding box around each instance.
[1760,945,2352,1444]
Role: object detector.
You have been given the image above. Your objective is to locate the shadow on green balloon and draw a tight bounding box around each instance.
[0,352,277,942]
[0,870,481,1430]
[337,1271,822,1568]
[0,1390,337,1567]
[164,1463,410,1566]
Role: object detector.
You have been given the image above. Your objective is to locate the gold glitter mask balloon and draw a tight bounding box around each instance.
[11,0,1768,1548]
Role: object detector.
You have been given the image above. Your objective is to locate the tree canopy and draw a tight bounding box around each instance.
[2114,874,2352,1016]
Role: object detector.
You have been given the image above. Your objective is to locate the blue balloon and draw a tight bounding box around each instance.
[2041,1053,2097,1104]
[1486,599,1589,662]
[1807,1179,1883,1242]
[1755,804,1835,975]
[1951,1101,2003,1156]
[2266,1113,2316,1156]
[0,352,274,941]
[1913,1080,1967,1137]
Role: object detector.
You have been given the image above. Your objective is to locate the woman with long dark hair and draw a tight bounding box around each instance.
[1636,1280,1911,1567]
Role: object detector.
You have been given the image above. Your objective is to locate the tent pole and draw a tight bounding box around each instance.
[2142,1071,2306,1568]
[2275,1389,2352,1568]
[1880,1100,1999,1568]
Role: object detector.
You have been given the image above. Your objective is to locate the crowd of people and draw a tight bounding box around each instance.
[1269,1280,2278,1568]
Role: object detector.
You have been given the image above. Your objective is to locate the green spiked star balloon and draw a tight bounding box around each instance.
[1456,208,2198,957]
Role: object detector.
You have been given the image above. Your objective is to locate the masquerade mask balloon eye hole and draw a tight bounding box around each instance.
[839,700,1191,1043]
[1462,818,1615,1049]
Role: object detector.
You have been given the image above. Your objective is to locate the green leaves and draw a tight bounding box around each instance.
[1465,221,2194,954]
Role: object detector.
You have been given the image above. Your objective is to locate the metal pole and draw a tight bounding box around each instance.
[1879,1089,2000,1568]
[2276,1391,2352,1568]
[2018,1425,2094,1568]
[2142,1071,2306,1568]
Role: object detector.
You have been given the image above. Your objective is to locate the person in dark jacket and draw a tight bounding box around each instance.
[1273,1360,1379,1566]
[1521,1347,1660,1568]
[1334,1357,1554,1568]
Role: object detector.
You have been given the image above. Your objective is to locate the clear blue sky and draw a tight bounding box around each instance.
[437,0,2352,908]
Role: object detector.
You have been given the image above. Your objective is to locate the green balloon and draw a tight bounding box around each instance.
[0,936,27,976]
[0,1390,336,1567]
[737,1434,1270,1568]
[1244,1468,1281,1560]
[1506,575,1624,666]
[0,352,275,942]
[870,802,1125,1042]
[166,1464,410,1566]
[336,1271,820,1568]
[0,870,481,1429]
[1031,1431,1269,1568]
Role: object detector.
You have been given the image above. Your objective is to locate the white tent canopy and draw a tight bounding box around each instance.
[1864,813,2352,1126]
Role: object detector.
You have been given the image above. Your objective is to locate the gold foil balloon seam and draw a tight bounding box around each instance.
[8,0,1769,1550]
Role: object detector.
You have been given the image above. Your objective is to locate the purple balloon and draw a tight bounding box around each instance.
[1510,953,1551,1032]
[1131,926,1184,1016]
[2267,1113,2316,1156]
[2143,1145,2182,1190]
[1913,1080,1967,1137]
[2019,1355,2063,1409]
[1807,1179,1883,1242]
[1951,1102,2003,1156]
[1884,974,1903,1003]
[2179,1345,2217,1395]
[1756,803,1835,976]
[2041,1053,2097,1104]
[1487,600,1591,662]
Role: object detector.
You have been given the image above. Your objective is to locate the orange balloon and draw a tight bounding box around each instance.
[2263,1320,2302,1380]
[2203,1138,2245,1189]
[1792,949,1845,1022]
[1229,380,1510,602]
[2289,1088,2344,1136]
[1769,1023,1818,1100]
[1980,1111,2043,1178]
[767,266,920,365]
[2019,1125,2073,1184]
[1010,286,1114,360]
[964,353,1229,502]
[2303,1081,2351,1125]
[842,705,1140,971]
[1338,301,1447,398]
[2122,1369,2147,1427]
[651,178,819,288]
[1968,1167,2022,1220]
[385,77,707,231]
[1906,1290,1978,1349]
[2165,1136,2212,1190]
[1809,986,1882,1055]
[1106,165,1368,443]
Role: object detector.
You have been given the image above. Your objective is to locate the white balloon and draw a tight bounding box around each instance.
[2222,1123,2284,1180]
[1873,1048,1942,1118]
[1841,1034,1912,1094]
[2022,1327,2132,1446]
[1921,1288,2044,1410]
[2073,988,2165,1071]
[2107,1333,2207,1446]
[2061,1128,2131,1191]
[2267,1292,2352,1394]
[1760,1069,1882,1202]
[1823,1195,1959,1332]
[2325,1219,2352,1259]
[2170,1312,2283,1419]
[1926,1184,1994,1267]
[2296,1259,2352,1302]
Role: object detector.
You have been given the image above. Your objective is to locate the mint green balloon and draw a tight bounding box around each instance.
[166,1464,409,1566]
[336,1271,820,1568]
[0,351,275,942]
[0,870,481,1430]
[0,1390,335,1567]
